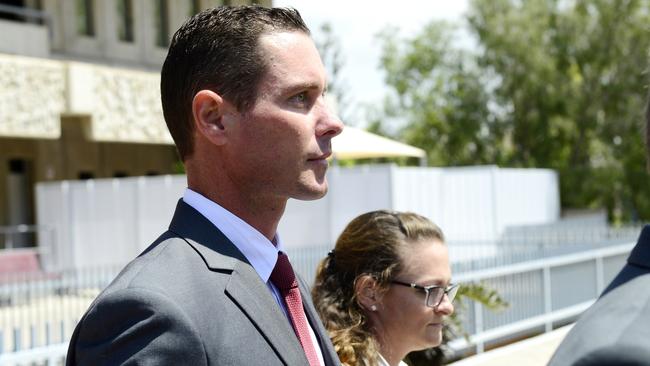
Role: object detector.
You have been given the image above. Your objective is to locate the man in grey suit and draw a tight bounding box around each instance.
[549,102,650,364]
[66,6,343,366]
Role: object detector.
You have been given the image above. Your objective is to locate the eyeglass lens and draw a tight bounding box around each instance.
[426,285,459,308]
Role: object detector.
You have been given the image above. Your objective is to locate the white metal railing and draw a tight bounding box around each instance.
[448,242,633,354]
[0,343,66,366]
[0,266,120,365]
[0,240,636,365]
[0,225,56,252]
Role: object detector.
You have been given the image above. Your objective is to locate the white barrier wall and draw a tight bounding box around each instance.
[36,175,185,270]
[36,165,560,270]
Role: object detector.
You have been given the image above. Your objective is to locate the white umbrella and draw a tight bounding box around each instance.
[332,126,427,164]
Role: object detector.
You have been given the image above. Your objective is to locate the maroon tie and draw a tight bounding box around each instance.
[270,252,320,366]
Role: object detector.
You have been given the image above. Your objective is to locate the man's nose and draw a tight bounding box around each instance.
[316,102,344,138]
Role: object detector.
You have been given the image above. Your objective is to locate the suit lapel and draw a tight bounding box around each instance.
[168,200,309,365]
[629,225,650,269]
[226,261,308,365]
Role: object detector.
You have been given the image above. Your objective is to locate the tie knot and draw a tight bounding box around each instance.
[270,252,297,291]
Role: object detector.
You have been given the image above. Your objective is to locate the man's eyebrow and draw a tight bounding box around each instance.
[286,82,323,94]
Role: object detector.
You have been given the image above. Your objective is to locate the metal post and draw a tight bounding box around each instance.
[595,256,605,295]
[474,300,485,353]
[30,325,36,348]
[13,327,21,352]
[60,320,65,344]
[46,322,51,345]
[543,266,552,332]
[6,230,13,250]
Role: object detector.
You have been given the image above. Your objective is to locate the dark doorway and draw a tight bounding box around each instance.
[5,158,35,248]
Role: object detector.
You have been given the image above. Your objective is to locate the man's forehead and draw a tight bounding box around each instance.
[256,31,326,88]
[257,30,316,58]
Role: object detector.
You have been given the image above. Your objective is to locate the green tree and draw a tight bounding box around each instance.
[469,0,650,221]
[314,22,355,125]
[374,23,506,166]
[374,0,650,221]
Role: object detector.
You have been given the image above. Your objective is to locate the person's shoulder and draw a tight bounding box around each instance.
[575,274,650,335]
[107,235,195,289]
[550,275,650,365]
[628,225,650,267]
[552,342,650,366]
[70,285,207,365]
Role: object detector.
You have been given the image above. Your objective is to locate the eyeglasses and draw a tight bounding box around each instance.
[391,280,459,309]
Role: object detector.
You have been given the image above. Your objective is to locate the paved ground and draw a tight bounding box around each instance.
[449,325,573,366]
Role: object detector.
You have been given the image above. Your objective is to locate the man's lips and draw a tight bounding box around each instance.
[307,152,332,161]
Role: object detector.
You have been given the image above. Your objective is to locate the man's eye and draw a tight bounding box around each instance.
[290,92,308,104]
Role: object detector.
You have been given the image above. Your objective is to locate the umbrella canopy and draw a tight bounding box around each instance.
[332,126,427,161]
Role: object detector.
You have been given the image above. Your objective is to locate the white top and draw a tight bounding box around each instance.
[377,354,408,366]
[183,188,325,366]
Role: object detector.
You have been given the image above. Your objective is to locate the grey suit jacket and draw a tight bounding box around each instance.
[548,225,650,366]
[66,200,340,366]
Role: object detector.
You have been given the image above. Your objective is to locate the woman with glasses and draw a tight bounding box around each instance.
[312,210,458,366]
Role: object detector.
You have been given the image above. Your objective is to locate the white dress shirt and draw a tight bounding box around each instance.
[183,189,325,366]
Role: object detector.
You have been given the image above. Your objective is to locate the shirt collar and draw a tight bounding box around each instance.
[183,188,281,283]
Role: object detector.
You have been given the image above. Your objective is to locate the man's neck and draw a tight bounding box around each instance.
[187,181,286,241]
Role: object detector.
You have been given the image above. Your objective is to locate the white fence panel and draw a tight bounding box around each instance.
[328,165,393,241]
[35,183,70,270]
[36,177,185,270]
[494,168,560,230]
[36,165,561,270]
[132,175,186,251]
[279,198,331,248]
[391,167,444,227]
[440,167,498,241]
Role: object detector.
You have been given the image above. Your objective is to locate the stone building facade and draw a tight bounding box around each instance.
[0,0,271,242]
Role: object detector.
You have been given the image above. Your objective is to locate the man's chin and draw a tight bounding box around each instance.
[292,181,328,201]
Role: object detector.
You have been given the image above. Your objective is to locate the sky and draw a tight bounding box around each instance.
[274,0,471,126]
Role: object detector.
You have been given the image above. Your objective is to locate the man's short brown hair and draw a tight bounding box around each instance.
[160,6,310,160]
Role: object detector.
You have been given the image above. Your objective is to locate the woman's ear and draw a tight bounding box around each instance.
[355,274,380,311]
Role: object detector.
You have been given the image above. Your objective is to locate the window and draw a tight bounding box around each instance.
[76,0,94,36]
[154,0,169,48]
[0,0,47,25]
[116,0,134,42]
[0,0,25,22]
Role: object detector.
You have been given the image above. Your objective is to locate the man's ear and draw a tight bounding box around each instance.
[192,90,234,146]
[355,274,380,311]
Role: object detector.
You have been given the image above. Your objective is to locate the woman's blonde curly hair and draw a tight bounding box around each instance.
[312,210,444,366]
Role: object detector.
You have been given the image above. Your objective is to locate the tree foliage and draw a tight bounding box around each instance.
[374,0,650,222]
[314,22,355,125]
[375,23,505,166]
